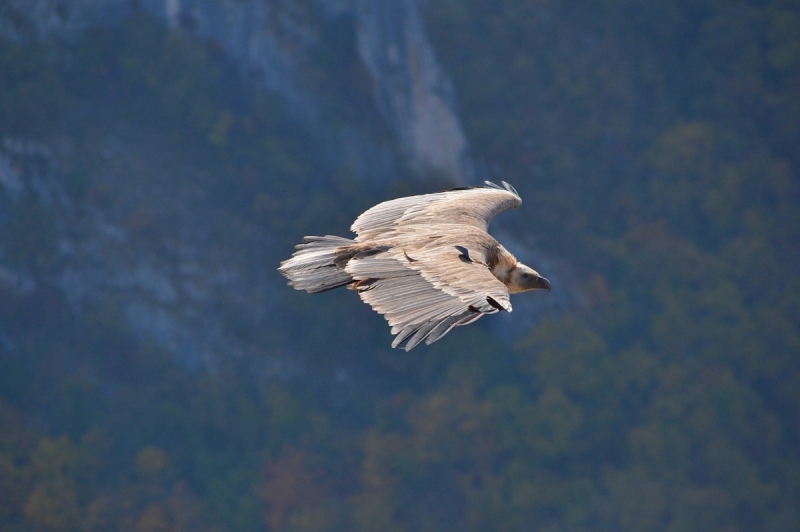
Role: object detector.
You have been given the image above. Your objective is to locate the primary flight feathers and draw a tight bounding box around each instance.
[278,181,550,350]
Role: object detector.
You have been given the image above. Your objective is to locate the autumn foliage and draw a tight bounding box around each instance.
[1,2,799,530]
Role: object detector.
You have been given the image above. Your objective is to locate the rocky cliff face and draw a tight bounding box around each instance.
[327,0,471,182]
[0,0,472,183]
[0,0,562,377]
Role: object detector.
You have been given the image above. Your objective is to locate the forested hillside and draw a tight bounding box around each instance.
[1,1,798,531]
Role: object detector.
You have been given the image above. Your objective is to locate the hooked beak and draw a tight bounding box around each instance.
[537,276,551,291]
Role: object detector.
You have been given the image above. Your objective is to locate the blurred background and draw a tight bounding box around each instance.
[1,0,798,530]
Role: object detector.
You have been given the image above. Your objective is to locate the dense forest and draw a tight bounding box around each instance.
[1,0,799,530]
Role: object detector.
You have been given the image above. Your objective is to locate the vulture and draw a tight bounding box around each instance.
[278,181,550,350]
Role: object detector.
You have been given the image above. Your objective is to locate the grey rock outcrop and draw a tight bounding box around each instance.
[0,0,472,183]
[325,0,471,182]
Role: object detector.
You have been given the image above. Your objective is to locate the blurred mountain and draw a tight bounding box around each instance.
[0,0,490,373]
[1,0,471,183]
[1,1,798,531]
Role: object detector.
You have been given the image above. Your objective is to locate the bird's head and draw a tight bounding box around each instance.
[508,263,551,294]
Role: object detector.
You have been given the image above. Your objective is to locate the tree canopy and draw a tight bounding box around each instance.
[0,1,798,530]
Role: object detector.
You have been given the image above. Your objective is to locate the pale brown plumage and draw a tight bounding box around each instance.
[278,181,550,350]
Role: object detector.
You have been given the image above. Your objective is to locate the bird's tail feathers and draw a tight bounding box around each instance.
[278,235,355,293]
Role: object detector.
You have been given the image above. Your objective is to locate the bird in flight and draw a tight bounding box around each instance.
[279,181,550,350]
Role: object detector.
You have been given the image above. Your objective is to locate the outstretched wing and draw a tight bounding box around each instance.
[346,240,511,351]
[351,181,521,242]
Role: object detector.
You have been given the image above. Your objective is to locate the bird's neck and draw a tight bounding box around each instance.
[488,246,518,285]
